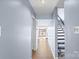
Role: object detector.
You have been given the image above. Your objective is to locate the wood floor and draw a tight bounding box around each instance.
[32,38,54,59]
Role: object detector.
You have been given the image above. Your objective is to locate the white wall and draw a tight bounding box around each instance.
[36,19,55,58]
[57,8,64,20]
[65,0,79,59]
[0,0,32,59]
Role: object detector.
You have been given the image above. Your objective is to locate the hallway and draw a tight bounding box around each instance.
[32,38,54,59]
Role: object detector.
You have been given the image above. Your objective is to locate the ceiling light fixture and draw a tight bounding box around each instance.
[41,0,45,4]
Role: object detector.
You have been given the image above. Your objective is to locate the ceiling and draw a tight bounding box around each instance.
[57,0,64,8]
[29,0,64,19]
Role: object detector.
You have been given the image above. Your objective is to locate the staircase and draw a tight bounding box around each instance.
[57,15,65,57]
[57,25,65,57]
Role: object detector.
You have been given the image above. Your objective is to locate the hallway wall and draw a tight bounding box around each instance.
[65,0,79,59]
[36,19,55,59]
[31,17,36,50]
[0,0,33,59]
[52,8,58,58]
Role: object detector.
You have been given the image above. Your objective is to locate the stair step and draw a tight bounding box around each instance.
[57,32,64,34]
[57,34,64,35]
[58,38,65,40]
[57,35,64,37]
[58,31,64,32]
[58,45,65,47]
[57,37,64,39]
[58,49,65,52]
[57,29,62,31]
[57,30,63,31]
[58,42,65,44]
[58,40,65,42]
[61,50,65,52]
[58,51,65,53]
[57,27,64,29]
[58,47,65,49]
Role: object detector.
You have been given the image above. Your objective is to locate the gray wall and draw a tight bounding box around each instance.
[65,0,79,59]
[0,0,32,59]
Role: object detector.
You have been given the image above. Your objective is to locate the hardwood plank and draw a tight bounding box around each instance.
[32,38,54,59]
